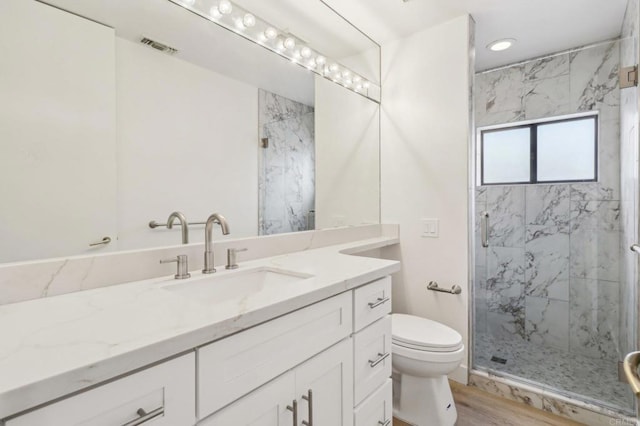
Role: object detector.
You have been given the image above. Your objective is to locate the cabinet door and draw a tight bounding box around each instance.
[294,339,354,426]
[199,371,295,426]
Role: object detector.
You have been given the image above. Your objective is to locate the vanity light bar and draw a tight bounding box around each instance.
[168,0,380,101]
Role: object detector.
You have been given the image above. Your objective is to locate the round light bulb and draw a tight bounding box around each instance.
[329,63,339,73]
[300,47,312,58]
[344,78,353,86]
[341,70,351,79]
[264,27,278,40]
[209,6,222,18]
[283,37,296,50]
[243,13,256,28]
[315,55,326,66]
[218,0,232,15]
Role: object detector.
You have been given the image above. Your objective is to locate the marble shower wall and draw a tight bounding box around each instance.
[475,40,622,360]
[620,0,639,361]
[258,90,315,235]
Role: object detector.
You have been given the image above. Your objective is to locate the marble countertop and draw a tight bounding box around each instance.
[0,236,400,419]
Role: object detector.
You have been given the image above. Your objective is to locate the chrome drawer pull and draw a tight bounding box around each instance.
[286,399,298,426]
[301,389,313,426]
[378,420,391,426]
[121,407,164,426]
[368,296,390,309]
[368,352,390,368]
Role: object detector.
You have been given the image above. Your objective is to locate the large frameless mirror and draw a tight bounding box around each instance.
[0,0,381,263]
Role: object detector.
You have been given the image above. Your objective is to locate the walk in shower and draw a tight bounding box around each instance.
[472,0,639,416]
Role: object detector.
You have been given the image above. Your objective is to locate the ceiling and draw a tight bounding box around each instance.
[322,0,629,71]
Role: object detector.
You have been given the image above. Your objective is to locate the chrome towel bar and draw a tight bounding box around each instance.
[149,220,207,228]
[427,281,462,295]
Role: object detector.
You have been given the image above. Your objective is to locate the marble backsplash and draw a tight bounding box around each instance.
[0,224,399,306]
[258,90,315,235]
[474,40,623,361]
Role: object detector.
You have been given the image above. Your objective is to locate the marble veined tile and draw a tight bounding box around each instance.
[486,186,525,248]
[487,246,525,287]
[569,278,619,359]
[487,310,526,341]
[525,185,570,228]
[569,227,620,282]
[483,65,526,115]
[570,200,620,232]
[569,41,620,121]
[259,89,313,124]
[525,296,569,351]
[524,225,570,301]
[523,75,571,120]
[524,53,570,82]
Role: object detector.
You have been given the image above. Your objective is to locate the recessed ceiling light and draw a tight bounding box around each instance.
[487,38,516,52]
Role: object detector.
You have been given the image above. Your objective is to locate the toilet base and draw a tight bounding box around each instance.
[393,372,457,426]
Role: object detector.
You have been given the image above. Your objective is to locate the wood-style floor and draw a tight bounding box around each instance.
[393,381,583,426]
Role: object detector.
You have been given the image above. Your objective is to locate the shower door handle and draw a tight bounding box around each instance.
[481,212,489,248]
[624,351,640,396]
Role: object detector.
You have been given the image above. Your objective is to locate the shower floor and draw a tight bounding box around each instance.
[474,332,635,415]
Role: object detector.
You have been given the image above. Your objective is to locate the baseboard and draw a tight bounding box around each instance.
[448,364,468,385]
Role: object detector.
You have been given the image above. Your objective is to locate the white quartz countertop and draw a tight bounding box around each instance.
[0,237,400,419]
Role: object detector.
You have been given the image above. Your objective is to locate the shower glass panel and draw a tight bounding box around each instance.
[472,2,639,414]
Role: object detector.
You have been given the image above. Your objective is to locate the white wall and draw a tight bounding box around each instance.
[380,15,472,382]
[116,38,259,249]
[315,77,380,228]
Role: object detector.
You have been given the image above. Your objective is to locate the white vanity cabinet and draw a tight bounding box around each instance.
[1,276,394,426]
[4,353,196,426]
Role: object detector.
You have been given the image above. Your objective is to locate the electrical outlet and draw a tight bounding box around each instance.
[422,218,439,238]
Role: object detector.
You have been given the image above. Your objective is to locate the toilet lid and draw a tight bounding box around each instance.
[392,314,463,352]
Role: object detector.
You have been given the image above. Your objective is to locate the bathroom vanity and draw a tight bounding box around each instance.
[0,236,399,425]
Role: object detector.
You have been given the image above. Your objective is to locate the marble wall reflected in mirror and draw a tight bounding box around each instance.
[0,0,380,263]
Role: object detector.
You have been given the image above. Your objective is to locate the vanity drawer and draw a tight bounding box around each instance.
[353,315,392,405]
[353,276,391,332]
[197,292,352,419]
[354,379,392,426]
[5,353,196,426]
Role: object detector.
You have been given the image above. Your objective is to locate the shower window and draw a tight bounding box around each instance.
[480,113,598,185]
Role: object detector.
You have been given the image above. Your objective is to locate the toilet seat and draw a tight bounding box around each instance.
[392,314,463,352]
[393,340,465,363]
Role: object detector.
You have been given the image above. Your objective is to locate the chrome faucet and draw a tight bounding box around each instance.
[203,213,230,274]
[167,211,189,244]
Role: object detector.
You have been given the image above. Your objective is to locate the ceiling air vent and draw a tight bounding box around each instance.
[140,37,178,55]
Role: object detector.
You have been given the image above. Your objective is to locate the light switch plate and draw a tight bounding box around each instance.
[422,218,439,238]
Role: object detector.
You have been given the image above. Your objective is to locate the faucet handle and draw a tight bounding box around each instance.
[160,254,191,279]
[226,248,248,270]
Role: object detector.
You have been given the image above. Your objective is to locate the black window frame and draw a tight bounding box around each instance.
[480,114,598,186]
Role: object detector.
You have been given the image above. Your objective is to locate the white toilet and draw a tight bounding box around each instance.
[391,314,464,426]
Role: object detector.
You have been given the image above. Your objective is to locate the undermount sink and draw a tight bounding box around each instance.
[160,267,313,305]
